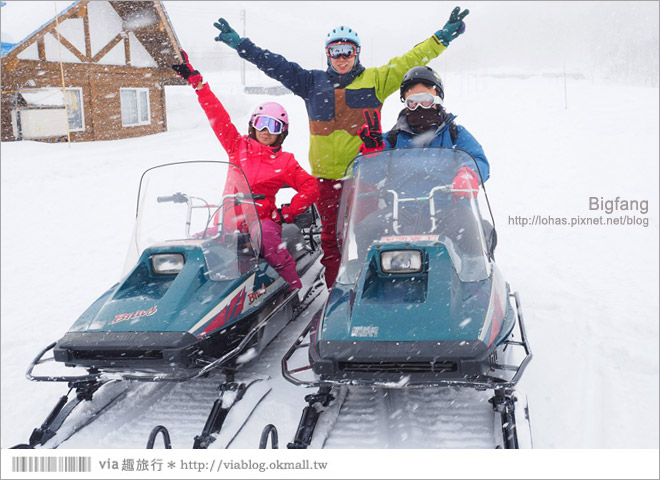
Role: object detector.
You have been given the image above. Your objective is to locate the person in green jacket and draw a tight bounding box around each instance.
[213,7,469,289]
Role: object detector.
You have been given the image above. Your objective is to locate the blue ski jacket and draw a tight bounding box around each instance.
[383,113,490,182]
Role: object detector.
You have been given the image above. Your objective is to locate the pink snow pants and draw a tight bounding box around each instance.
[254,219,302,291]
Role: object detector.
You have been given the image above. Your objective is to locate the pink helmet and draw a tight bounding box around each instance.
[250,102,289,132]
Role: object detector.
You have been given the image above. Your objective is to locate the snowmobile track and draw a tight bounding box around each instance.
[320,386,497,449]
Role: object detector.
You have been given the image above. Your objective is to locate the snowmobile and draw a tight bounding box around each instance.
[13,160,324,449]
[262,147,533,449]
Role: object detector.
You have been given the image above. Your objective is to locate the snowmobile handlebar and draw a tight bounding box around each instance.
[155,192,265,240]
[157,192,188,204]
[233,192,265,205]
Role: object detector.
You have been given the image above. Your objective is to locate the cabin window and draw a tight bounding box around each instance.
[120,88,151,126]
[65,88,84,131]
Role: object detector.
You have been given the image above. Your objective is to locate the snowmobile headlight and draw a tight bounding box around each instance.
[380,250,423,274]
[151,253,184,275]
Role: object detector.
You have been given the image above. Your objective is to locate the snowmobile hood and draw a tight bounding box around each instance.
[320,240,494,344]
[66,244,245,335]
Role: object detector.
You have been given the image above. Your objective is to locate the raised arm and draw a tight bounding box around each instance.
[371,7,469,102]
[172,50,242,155]
[214,18,314,99]
[196,85,243,156]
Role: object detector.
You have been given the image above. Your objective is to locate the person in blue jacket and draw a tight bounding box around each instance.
[354,65,491,259]
[359,65,489,187]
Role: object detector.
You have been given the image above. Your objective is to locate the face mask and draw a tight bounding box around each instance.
[406,107,440,132]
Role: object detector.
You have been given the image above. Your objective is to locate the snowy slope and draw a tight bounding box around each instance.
[1,70,658,449]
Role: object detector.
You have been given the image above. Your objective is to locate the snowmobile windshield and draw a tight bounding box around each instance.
[336,147,493,285]
[123,161,262,281]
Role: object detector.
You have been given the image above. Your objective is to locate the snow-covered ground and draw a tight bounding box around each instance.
[2,70,658,453]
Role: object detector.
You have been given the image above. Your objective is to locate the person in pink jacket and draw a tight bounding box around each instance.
[173,51,319,291]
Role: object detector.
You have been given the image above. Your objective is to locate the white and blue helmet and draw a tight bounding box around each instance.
[325,26,361,72]
[325,25,361,48]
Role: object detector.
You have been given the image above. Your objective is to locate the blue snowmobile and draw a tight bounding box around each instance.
[14,160,323,449]
[264,147,532,449]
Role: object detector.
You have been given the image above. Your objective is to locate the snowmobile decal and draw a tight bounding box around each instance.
[380,235,440,243]
[350,326,379,338]
[192,272,282,338]
[487,291,504,346]
[190,274,256,336]
[198,287,247,338]
[109,305,158,325]
[247,287,268,305]
[480,266,508,346]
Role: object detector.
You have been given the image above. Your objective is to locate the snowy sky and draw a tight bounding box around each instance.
[161,1,659,77]
[2,1,658,79]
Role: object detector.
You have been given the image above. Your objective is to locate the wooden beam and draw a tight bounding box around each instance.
[4,58,174,76]
[122,22,162,34]
[54,32,90,62]
[154,2,182,63]
[124,37,131,66]
[37,37,46,61]
[71,4,87,18]
[160,80,167,132]
[83,6,91,59]
[91,34,124,63]
[1,56,20,72]
[87,72,98,141]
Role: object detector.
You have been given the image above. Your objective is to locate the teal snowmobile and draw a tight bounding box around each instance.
[14,161,323,449]
[264,147,532,449]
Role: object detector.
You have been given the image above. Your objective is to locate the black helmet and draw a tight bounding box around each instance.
[399,66,444,101]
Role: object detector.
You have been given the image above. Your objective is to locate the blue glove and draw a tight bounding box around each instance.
[213,18,242,50]
[434,6,469,46]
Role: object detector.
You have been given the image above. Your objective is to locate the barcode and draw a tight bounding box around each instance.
[11,456,91,473]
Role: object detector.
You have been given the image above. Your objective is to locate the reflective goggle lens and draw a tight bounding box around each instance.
[405,93,442,110]
[326,42,356,59]
[252,115,283,134]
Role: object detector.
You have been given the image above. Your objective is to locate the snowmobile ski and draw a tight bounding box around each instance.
[11,380,129,449]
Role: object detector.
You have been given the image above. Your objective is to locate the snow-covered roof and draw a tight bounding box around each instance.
[0,1,78,57]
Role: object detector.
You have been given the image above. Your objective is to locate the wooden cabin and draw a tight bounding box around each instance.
[1,1,185,142]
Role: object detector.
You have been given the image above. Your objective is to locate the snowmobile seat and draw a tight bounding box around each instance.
[281,224,307,262]
[481,219,497,259]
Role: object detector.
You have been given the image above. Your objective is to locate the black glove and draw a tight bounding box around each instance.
[172,50,197,79]
[358,109,384,150]
[172,50,204,88]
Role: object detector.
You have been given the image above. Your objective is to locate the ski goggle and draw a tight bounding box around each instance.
[326,42,356,60]
[405,93,443,110]
[252,115,284,134]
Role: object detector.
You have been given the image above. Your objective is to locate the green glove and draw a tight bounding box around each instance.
[213,18,242,50]
[434,6,469,46]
